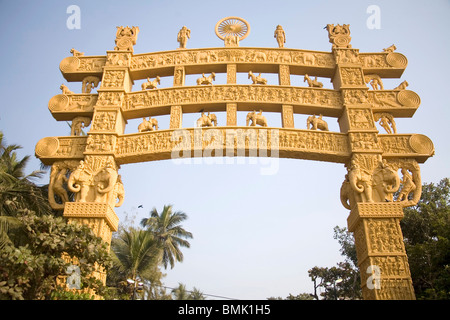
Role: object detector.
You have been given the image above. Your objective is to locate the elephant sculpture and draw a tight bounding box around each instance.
[197,112,217,127]
[347,160,374,203]
[344,158,400,206]
[138,117,159,132]
[246,110,267,127]
[371,160,400,202]
[340,174,358,210]
[67,160,92,202]
[94,162,118,204]
[306,115,328,131]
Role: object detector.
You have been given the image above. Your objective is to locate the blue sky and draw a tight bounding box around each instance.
[0,0,449,299]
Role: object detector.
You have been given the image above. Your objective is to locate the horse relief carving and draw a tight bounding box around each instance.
[142,76,160,90]
[197,112,217,127]
[248,71,267,85]
[303,74,323,88]
[197,73,216,85]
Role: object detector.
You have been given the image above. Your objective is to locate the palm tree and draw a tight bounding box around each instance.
[0,132,51,246]
[140,205,193,269]
[111,227,161,299]
[190,287,206,300]
[172,282,191,300]
[0,131,43,181]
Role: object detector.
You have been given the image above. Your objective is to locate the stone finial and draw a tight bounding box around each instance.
[326,24,352,49]
[114,26,139,52]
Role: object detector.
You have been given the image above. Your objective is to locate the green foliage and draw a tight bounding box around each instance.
[0,131,111,300]
[401,178,450,300]
[267,293,314,300]
[108,205,194,300]
[308,262,361,300]
[0,209,112,300]
[140,204,193,270]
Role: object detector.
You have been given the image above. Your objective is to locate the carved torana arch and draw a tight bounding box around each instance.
[36,18,434,300]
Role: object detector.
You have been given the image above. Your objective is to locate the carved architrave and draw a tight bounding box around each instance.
[123,85,343,117]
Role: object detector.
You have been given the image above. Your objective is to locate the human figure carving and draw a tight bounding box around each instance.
[398,168,416,202]
[48,164,70,209]
[274,25,286,48]
[246,110,267,127]
[71,117,92,136]
[303,74,323,88]
[306,114,329,131]
[112,175,125,207]
[177,26,191,49]
[82,76,100,93]
[196,72,216,85]
[138,117,159,132]
[364,74,384,90]
[142,76,160,90]
[248,71,267,85]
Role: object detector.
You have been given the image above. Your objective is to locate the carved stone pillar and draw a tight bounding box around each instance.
[278,64,290,86]
[174,66,185,86]
[281,105,294,128]
[170,105,183,129]
[226,103,237,126]
[332,41,416,299]
[348,203,415,300]
[227,64,237,84]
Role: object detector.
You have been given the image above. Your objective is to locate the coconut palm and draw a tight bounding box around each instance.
[0,132,50,217]
[172,282,191,300]
[110,228,161,299]
[140,205,193,269]
[190,287,206,300]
